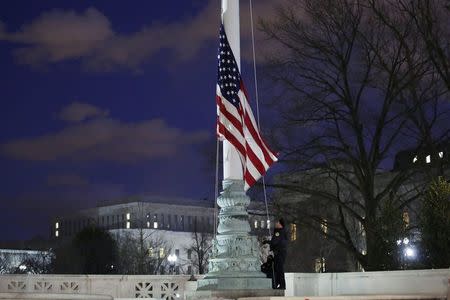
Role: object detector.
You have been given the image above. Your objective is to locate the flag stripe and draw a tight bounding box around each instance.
[246,142,267,175]
[216,23,278,190]
[217,122,246,163]
[216,98,244,137]
[240,87,277,164]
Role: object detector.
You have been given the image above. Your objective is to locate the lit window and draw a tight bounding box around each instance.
[314,257,326,273]
[426,155,431,164]
[126,213,131,220]
[159,247,164,258]
[55,230,59,237]
[402,211,410,228]
[254,220,258,229]
[438,151,444,158]
[267,220,270,228]
[290,223,297,241]
[412,156,418,163]
[126,221,130,229]
[147,221,150,228]
[362,250,366,255]
[55,222,59,229]
[153,222,158,229]
[261,220,265,228]
[321,219,328,234]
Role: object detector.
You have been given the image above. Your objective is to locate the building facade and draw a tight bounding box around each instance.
[51,195,274,274]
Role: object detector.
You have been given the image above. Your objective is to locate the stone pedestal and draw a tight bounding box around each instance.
[195,180,277,298]
[185,289,284,300]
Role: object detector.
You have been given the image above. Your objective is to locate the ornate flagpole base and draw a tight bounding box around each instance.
[196,179,273,292]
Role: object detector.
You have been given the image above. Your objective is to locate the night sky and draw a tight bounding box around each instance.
[0,1,282,241]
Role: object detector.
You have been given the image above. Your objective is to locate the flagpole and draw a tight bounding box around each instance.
[191,0,275,295]
[222,0,243,181]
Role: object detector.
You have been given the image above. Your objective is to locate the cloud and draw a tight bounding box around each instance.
[1,108,209,163]
[46,173,89,187]
[5,8,113,66]
[58,101,109,122]
[0,1,285,71]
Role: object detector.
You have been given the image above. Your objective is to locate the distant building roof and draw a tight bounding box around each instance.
[95,194,215,209]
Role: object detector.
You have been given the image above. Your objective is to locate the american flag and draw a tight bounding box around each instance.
[216,24,278,191]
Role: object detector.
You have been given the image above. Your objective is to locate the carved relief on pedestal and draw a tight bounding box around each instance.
[208,258,260,273]
[217,216,250,233]
[217,180,250,209]
[212,235,259,258]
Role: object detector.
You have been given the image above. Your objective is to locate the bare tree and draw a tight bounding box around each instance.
[261,0,450,271]
[115,202,172,274]
[116,231,171,274]
[396,0,450,90]
[18,251,54,274]
[0,252,13,274]
[185,221,212,274]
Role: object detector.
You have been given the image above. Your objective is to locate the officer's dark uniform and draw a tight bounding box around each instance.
[269,223,287,289]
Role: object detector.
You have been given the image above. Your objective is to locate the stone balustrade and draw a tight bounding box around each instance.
[0,274,200,299]
[285,269,450,298]
[0,269,448,299]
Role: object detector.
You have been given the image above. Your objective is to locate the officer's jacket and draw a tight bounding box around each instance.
[269,228,288,256]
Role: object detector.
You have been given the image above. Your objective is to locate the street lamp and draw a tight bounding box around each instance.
[405,247,415,258]
[168,254,177,274]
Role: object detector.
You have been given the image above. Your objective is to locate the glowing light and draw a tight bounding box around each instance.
[405,247,415,258]
[426,155,431,164]
[438,151,444,158]
[412,156,418,163]
[403,237,409,245]
[168,254,178,263]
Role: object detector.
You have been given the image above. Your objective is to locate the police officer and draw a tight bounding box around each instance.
[266,218,287,289]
